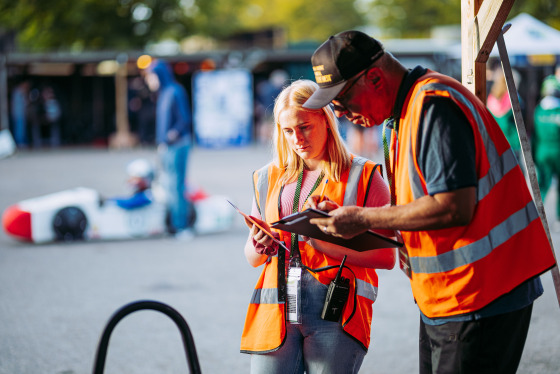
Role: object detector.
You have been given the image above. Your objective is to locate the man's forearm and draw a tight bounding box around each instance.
[360,187,476,231]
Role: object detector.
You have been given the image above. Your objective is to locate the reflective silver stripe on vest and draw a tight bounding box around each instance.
[250,281,377,304]
[407,83,521,202]
[255,165,281,258]
[250,287,283,304]
[255,164,271,217]
[411,200,539,274]
[345,156,368,206]
[421,82,520,203]
[297,157,368,243]
[405,82,537,274]
[407,88,429,200]
[409,147,425,200]
[477,147,518,201]
[356,278,377,302]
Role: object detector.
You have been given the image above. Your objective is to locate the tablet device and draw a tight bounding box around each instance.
[271,208,402,251]
[226,199,288,249]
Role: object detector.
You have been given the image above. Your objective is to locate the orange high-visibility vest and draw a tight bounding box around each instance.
[240,156,384,353]
[390,70,556,318]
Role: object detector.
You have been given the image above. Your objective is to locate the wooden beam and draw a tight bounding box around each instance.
[474,0,515,63]
[109,53,138,149]
[462,0,485,102]
[461,0,514,103]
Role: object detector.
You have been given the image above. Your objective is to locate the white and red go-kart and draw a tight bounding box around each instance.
[2,185,235,244]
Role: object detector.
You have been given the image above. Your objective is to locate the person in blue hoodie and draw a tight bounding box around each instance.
[145,59,194,239]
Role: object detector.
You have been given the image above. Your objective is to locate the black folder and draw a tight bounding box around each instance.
[271,208,403,251]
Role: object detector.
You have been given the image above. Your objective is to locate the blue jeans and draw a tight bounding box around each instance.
[250,270,366,374]
[160,139,193,231]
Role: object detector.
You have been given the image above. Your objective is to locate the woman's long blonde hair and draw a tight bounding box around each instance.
[272,79,351,184]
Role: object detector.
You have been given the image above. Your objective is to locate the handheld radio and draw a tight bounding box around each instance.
[321,255,350,322]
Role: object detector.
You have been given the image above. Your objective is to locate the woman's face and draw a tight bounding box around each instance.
[278,107,329,170]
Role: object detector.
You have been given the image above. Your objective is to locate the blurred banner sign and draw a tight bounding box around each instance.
[193,69,253,147]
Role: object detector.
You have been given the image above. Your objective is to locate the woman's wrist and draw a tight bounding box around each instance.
[252,235,280,256]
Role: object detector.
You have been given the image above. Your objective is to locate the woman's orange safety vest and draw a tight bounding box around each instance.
[240,156,384,353]
[390,70,556,318]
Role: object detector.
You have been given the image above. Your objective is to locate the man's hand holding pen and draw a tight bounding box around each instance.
[308,195,338,212]
[308,195,370,239]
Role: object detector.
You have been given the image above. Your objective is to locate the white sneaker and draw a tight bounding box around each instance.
[175,229,195,241]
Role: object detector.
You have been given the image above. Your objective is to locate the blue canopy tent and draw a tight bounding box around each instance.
[485,13,560,133]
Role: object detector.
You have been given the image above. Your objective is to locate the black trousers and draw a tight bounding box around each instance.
[419,303,533,374]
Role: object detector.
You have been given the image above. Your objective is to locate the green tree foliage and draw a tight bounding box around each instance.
[364,0,559,38]
[227,0,364,42]
[361,0,460,38]
[0,0,193,51]
[0,0,363,51]
[0,0,558,52]
[511,0,560,30]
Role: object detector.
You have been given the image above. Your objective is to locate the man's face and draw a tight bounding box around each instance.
[331,69,392,128]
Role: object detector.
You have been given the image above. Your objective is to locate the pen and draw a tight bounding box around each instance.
[318,178,329,203]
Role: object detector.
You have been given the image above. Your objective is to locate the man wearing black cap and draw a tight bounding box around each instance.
[306,30,556,374]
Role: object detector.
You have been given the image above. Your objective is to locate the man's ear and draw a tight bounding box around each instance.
[365,68,382,87]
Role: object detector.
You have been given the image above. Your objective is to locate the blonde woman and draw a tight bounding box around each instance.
[240,79,396,374]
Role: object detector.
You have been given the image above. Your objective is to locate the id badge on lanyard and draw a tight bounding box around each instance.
[287,265,302,324]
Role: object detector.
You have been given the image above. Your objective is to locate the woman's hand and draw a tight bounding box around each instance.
[244,215,279,257]
[308,195,339,212]
[244,215,274,248]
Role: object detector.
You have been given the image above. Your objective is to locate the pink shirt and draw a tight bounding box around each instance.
[251,168,391,221]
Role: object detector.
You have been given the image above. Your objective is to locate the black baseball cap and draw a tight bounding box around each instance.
[303,30,384,109]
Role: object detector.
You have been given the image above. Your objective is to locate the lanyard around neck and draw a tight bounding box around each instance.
[382,119,396,206]
[290,169,325,258]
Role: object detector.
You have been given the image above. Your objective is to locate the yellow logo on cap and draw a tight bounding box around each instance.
[313,65,332,83]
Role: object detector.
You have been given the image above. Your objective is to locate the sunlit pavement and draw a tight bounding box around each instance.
[0,145,559,374]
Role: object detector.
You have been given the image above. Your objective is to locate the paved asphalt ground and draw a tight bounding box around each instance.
[0,144,559,374]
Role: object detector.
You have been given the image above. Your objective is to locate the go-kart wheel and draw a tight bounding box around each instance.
[165,207,197,234]
[53,206,88,241]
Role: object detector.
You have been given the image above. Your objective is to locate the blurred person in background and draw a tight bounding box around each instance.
[10,79,30,147]
[254,69,289,144]
[128,76,156,145]
[40,85,61,147]
[26,83,61,148]
[145,60,194,239]
[487,68,523,165]
[240,79,395,374]
[534,72,560,231]
[540,65,560,97]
